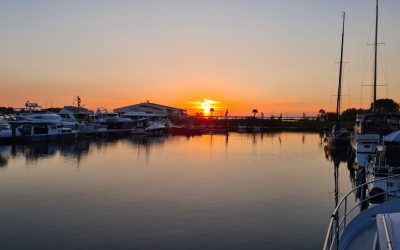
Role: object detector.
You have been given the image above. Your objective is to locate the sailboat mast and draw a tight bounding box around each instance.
[336,12,345,121]
[373,0,379,112]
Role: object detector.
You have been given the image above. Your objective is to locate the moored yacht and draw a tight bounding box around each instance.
[365,131,400,203]
[92,108,136,130]
[0,118,12,142]
[170,125,203,135]
[131,119,166,136]
[14,123,77,142]
[59,106,108,135]
[349,0,399,169]
[350,113,399,169]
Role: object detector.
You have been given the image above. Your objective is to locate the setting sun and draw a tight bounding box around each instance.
[187,98,223,116]
[200,99,214,114]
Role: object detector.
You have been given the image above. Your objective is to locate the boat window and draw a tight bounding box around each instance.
[390,118,399,131]
[33,126,48,135]
[22,125,32,135]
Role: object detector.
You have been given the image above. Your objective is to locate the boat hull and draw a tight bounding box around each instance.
[171,126,202,135]
[325,136,350,149]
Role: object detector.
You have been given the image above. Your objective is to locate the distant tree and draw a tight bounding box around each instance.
[0,107,15,114]
[370,98,399,113]
[252,109,258,117]
[318,109,326,117]
[326,112,338,122]
[340,108,366,122]
[209,107,214,117]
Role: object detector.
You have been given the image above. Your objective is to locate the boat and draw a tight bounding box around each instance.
[349,0,399,169]
[170,125,203,135]
[237,124,248,133]
[365,131,400,203]
[350,113,399,169]
[14,123,77,142]
[202,126,229,134]
[91,108,136,130]
[324,2,400,249]
[59,106,108,135]
[131,119,166,136]
[325,125,352,149]
[17,112,63,124]
[324,12,351,149]
[92,108,120,123]
[0,118,12,142]
[252,125,262,133]
[323,174,400,250]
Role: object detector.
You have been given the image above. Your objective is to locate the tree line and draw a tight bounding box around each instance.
[319,98,399,122]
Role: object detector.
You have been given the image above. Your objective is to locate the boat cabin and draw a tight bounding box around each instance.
[59,106,91,122]
[355,113,400,135]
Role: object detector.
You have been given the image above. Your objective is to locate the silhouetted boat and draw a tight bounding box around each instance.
[349,0,399,169]
[325,12,350,149]
[170,125,202,135]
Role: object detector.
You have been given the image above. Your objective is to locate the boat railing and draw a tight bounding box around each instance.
[323,173,400,250]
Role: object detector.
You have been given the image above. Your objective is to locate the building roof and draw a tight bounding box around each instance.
[115,102,186,112]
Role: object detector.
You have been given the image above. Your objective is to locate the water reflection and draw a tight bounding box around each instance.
[0,145,11,167]
[0,132,296,169]
[0,132,349,250]
[323,146,356,210]
[0,135,169,168]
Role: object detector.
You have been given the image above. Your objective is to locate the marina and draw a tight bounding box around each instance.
[1,0,400,249]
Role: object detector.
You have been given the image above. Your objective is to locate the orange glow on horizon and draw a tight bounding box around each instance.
[186,98,224,116]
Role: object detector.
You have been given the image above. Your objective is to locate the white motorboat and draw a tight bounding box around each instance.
[350,113,399,169]
[17,112,62,124]
[59,106,108,135]
[131,119,166,136]
[0,118,12,141]
[91,109,135,130]
[14,123,77,142]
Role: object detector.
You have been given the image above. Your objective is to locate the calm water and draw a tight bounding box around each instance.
[0,132,355,250]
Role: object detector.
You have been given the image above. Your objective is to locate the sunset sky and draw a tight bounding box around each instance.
[1,0,400,116]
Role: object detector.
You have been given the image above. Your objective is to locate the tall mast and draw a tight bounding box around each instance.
[373,0,379,112]
[336,12,345,122]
